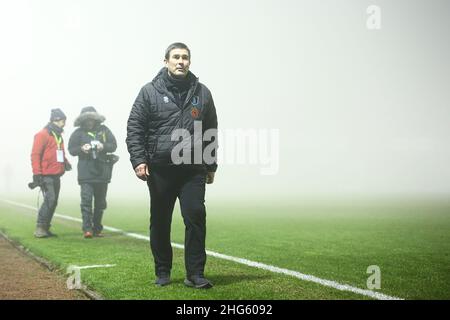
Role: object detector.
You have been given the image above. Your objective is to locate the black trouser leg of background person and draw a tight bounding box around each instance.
[93,183,108,233]
[80,183,108,233]
[147,166,207,277]
[37,176,61,231]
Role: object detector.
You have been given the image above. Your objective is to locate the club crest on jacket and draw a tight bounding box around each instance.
[191,107,200,119]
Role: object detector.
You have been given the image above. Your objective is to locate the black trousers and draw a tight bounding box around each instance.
[37,176,60,229]
[80,183,108,233]
[147,166,207,277]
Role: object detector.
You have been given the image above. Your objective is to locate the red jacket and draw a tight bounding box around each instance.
[31,127,69,176]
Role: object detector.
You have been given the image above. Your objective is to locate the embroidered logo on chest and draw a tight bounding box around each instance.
[191,95,200,106]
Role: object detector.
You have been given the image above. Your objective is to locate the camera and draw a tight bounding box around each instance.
[28,181,40,190]
[90,140,101,160]
[28,175,43,190]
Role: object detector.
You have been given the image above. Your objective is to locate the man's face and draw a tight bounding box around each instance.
[53,119,66,129]
[165,48,191,78]
[85,119,95,130]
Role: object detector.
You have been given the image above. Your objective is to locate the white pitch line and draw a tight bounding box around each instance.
[0,199,403,300]
[73,264,117,270]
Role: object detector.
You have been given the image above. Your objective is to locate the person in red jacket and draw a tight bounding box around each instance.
[30,108,71,238]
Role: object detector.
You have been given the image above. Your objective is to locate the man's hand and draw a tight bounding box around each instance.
[206,172,215,184]
[135,163,150,181]
[65,162,72,171]
[81,144,91,154]
[97,142,104,152]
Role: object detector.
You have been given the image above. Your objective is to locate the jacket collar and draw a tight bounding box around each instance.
[46,122,63,136]
[152,67,199,108]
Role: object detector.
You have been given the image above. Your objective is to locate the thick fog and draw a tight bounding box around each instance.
[1,0,449,201]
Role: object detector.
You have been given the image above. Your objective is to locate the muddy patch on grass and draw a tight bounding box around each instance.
[0,236,87,300]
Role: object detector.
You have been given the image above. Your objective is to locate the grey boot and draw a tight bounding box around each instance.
[34,226,49,238]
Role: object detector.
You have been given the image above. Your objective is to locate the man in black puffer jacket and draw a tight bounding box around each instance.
[69,107,117,238]
[126,42,218,289]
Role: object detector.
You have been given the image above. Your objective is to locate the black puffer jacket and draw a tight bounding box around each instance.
[126,68,218,172]
[68,125,117,184]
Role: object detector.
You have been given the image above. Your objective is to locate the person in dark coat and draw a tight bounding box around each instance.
[126,42,218,289]
[30,108,72,238]
[68,107,117,238]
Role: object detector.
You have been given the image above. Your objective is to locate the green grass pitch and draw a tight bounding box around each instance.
[0,197,449,299]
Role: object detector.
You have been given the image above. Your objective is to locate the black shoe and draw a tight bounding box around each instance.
[184,275,213,289]
[155,274,171,287]
[46,230,57,237]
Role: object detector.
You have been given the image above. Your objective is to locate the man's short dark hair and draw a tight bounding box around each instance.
[165,42,191,60]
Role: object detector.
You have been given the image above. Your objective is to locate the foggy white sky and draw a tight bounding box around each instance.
[0,0,449,200]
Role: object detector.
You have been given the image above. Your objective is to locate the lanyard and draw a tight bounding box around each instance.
[88,131,106,142]
[51,131,62,150]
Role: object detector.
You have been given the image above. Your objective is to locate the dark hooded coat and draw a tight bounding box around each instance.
[68,108,117,184]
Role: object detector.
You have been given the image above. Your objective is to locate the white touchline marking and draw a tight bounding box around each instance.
[72,264,117,270]
[0,199,403,300]
[66,264,116,291]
